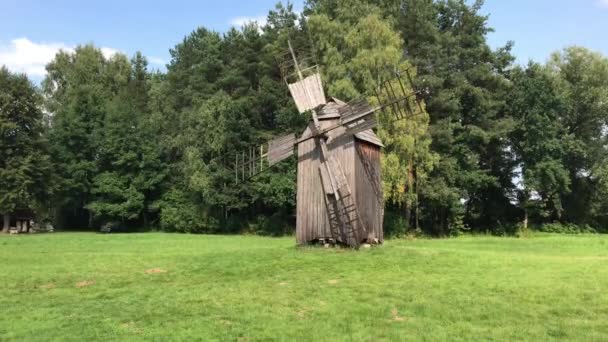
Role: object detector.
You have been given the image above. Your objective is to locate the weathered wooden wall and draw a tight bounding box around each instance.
[296,118,384,244]
[296,119,355,244]
[354,141,384,242]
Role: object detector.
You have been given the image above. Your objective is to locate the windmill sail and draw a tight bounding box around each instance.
[338,99,376,136]
[268,133,296,165]
[287,72,326,113]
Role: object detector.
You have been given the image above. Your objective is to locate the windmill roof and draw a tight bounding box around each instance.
[355,129,384,147]
[313,98,383,147]
[317,101,342,119]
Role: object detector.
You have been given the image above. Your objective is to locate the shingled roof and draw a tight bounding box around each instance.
[315,98,383,147]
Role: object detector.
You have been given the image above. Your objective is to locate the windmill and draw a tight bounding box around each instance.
[234,41,425,249]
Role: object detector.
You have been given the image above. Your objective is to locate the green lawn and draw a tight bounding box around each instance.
[1,233,607,341]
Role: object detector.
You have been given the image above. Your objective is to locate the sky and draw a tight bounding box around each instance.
[1,0,607,83]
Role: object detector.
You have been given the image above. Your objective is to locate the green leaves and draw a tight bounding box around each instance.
[509,48,608,226]
[43,46,166,228]
[4,1,602,235]
[87,172,145,221]
[0,67,52,215]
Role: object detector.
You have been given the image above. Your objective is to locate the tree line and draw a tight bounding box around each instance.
[1,0,607,235]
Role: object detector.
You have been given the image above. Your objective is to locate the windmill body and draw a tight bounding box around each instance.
[233,41,424,248]
[296,99,384,246]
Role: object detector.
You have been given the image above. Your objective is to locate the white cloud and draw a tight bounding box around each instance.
[229,15,267,28]
[0,38,120,78]
[598,0,608,8]
[0,38,71,77]
[100,47,120,59]
[148,57,166,66]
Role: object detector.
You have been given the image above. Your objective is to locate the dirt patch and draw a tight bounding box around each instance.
[38,283,55,290]
[76,280,95,288]
[391,309,407,322]
[145,268,167,274]
[120,321,143,334]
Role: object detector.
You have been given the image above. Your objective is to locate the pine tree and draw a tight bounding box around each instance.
[0,67,53,232]
[306,0,438,234]
[398,0,517,233]
[508,63,571,226]
[87,53,166,228]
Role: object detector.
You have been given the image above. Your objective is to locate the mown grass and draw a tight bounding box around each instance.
[1,233,607,341]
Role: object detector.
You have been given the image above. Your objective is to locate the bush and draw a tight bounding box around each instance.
[155,189,213,233]
[537,223,597,235]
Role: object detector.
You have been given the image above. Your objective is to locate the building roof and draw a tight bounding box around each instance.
[355,129,383,147]
[317,101,342,120]
[312,98,384,147]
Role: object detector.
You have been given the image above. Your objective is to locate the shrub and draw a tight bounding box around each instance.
[537,223,597,235]
[155,189,212,233]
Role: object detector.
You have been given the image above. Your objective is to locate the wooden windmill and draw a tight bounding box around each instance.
[234,41,425,249]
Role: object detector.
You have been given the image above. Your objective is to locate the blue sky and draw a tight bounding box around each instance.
[1,0,607,82]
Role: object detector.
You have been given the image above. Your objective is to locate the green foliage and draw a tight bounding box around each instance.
[508,48,608,229]
[2,1,607,236]
[306,0,437,233]
[153,5,305,234]
[43,46,166,229]
[0,67,53,217]
[367,0,515,233]
[537,223,598,235]
[155,189,212,233]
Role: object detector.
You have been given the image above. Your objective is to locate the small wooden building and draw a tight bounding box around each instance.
[2,209,35,234]
[296,99,384,245]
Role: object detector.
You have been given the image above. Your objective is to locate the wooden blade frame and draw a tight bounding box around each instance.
[233,144,268,183]
[374,68,424,122]
[231,68,426,184]
[268,133,296,165]
[292,67,427,145]
[232,133,296,183]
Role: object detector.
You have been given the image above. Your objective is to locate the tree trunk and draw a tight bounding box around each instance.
[2,213,9,233]
[405,204,412,235]
[143,210,149,228]
[414,165,420,232]
[404,158,415,232]
[523,209,529,231]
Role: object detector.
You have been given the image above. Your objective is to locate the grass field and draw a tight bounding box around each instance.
[1,233,607,341]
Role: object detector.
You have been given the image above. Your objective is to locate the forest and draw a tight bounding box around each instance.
[1,0,607,236]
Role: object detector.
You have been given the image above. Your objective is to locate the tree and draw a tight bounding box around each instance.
[306,0,437,234]
[43,45,159,229]
[87,53,167,228]
[157,13,303,234]
[547,47,608,227]
[397,0,517,234]
[508,63,571,228]
[0,67,53,232]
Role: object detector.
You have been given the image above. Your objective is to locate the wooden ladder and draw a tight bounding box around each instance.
[320,157,364,248]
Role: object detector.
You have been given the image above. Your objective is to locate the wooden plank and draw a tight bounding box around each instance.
[288,73,327,113]
[354,129,383,147]
[268,133,296,165]
[344,114,377,136]
[355,141,384,243]
[319,162,334,195]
